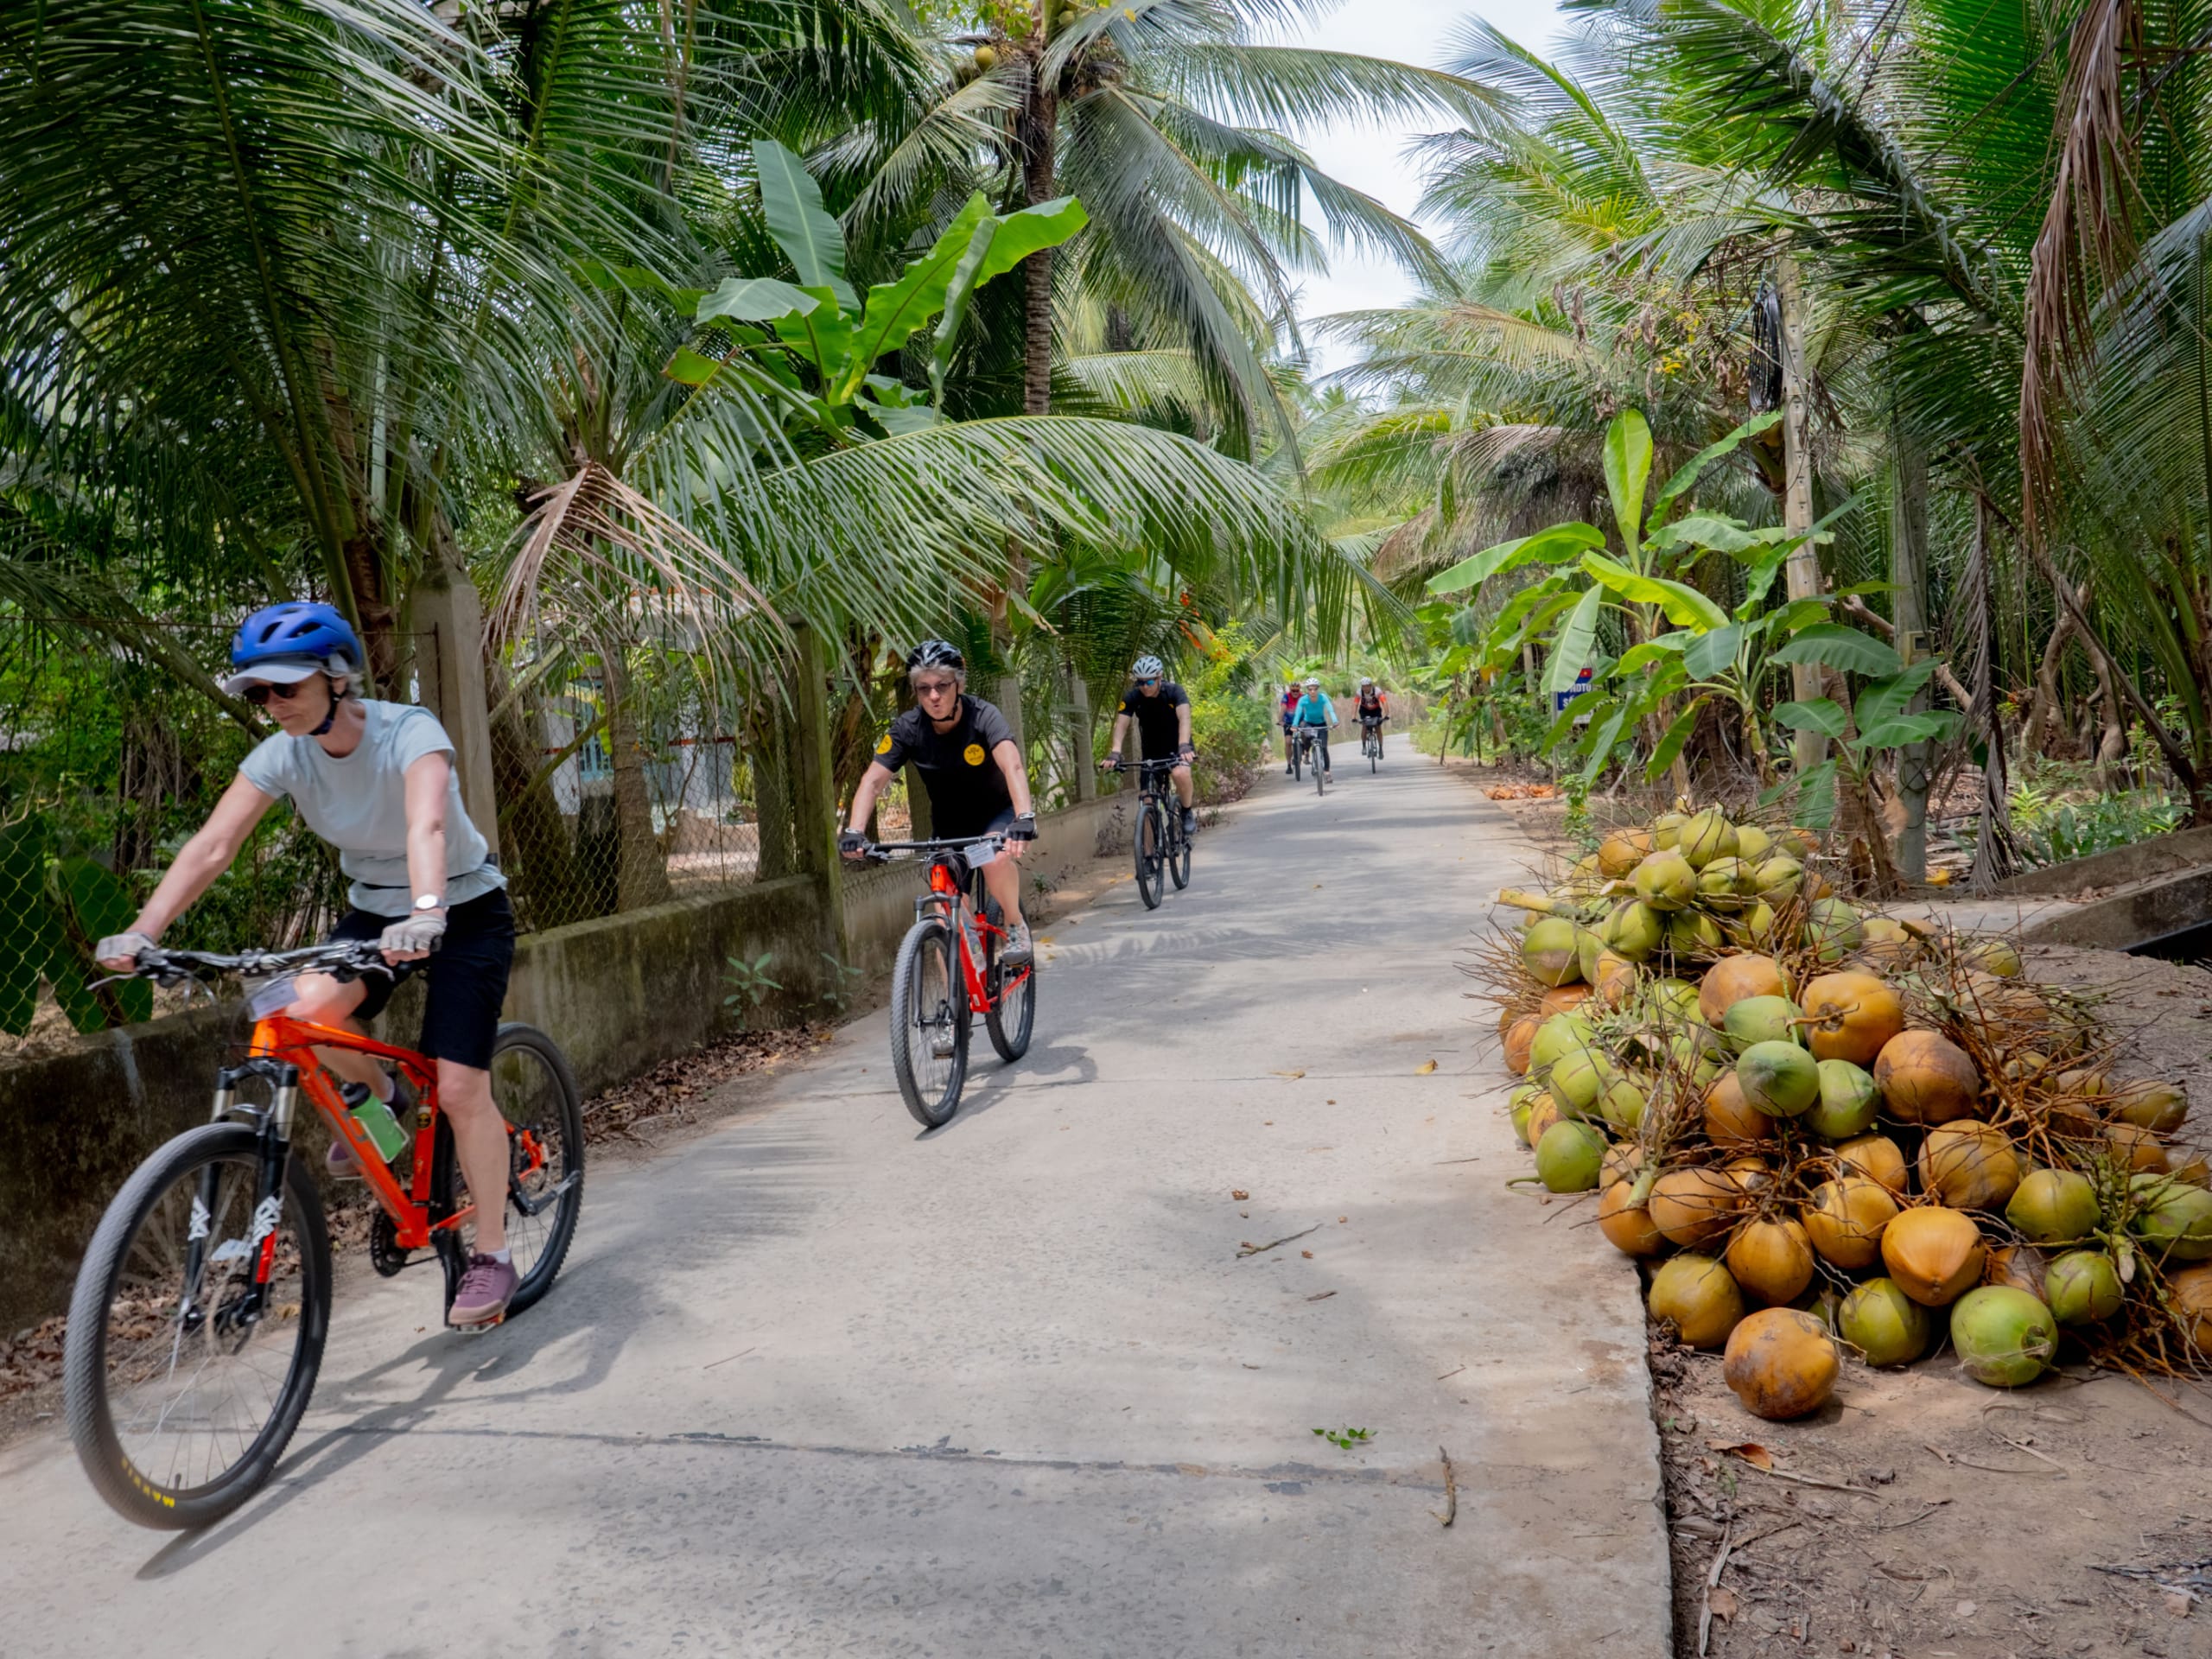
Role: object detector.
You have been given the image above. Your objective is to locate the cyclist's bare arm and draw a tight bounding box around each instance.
[1176,702,1193,751]
[105,774,279,963]
[1106,710,1133,758]
[843,760,898,849]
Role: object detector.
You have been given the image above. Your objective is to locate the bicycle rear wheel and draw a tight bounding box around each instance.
[984,925,1036,1062]
[64,1123,331,1529]
[1170,812,1193,890]
[1290,740,1302,782]
[890,916,969,1127]
[1134,801,1165,909]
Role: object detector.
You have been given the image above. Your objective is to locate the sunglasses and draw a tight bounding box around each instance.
[1135,677,1160,687]
[912,679,960,698]
[240,680,311,707]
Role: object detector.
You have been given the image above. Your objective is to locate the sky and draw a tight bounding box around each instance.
[1281,0,1568,373]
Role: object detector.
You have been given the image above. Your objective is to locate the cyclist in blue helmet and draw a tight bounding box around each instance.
[98,600,524,1326]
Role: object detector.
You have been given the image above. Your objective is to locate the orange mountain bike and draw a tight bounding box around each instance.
[61,940,582,1529]
[861,834,1035,1128]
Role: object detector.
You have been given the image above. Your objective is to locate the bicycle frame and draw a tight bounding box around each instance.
[918,853,1029,1014]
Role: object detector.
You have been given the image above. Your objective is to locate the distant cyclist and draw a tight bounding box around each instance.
[1291,676,1338,778]
[1279,681,1302,774]
[1356,676,1389,757]
[1100,655,1199,838]
[842,640,1038,966]
[93,601,524,1326]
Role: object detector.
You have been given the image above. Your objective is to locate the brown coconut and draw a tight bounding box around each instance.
[1916,1122,2024,1211]
[1801,970,1905,1067]
[1503,1015,1540,1077]
[1648,1255,1745,1349]
[1596,1181,1667,1256]
[1802,1175,1898,1270]
[2107,1122,2171,1174]
[1703,1072,1776,1147]
[1540,982,1594,1019]
[1649,1166,1748,1249]
[1726,1217,1815,1306]
[1834,1132,1910,1197]
[1722,1307,1840,1421]
[2170,1263,2212,1353]
[1984,1243,2050,1300]
[1698,954,1789,1026]
[1873,1029,1983,1125]
[1881,1205,1987,1306]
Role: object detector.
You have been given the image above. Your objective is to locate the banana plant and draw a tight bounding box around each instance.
[1769,667,1964,831]
[658,139,1087,439]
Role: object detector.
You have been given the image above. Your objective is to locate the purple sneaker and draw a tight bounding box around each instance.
[449,1253,519,1327]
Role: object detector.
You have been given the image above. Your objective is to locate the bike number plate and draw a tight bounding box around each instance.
[246,975,300,1018]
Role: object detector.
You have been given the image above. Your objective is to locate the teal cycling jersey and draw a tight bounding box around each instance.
[1292,693,1334,727]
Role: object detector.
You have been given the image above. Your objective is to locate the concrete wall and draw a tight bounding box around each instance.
[1998,826,2212,899]
[0,793,1122,1332]
[2021,866,2212,953]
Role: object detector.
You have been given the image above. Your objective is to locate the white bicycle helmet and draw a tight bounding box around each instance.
[1132,654,1165,679]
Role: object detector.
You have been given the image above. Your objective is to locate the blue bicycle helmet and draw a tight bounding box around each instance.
[221,601,359,694]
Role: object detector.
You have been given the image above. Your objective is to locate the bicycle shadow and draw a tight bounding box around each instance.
[130,1241,652,1580]
[915,1039,1096,1138]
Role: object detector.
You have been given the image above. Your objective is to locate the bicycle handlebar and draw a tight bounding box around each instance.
[99,939,398,988]
[855,832,1009,864]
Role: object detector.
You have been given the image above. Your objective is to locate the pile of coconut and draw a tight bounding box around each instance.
[1484,806,2212,1423]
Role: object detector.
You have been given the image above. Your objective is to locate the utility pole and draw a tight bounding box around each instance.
[1778,257,1826,772]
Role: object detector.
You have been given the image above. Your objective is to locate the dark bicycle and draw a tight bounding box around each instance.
[862,833,1035,1128]
[63,940,582,1529]
[1360,714,1388,772]
[1292,726,1329,795]
[1109,755,1193,910]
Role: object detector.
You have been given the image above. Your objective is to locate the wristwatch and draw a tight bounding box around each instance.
[412,893,446,912]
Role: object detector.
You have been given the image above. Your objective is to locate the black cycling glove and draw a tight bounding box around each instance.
[1006,814,1039,842]
[838,829,868,857]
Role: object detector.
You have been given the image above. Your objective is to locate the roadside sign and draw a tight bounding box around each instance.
[1554,666,1593,725]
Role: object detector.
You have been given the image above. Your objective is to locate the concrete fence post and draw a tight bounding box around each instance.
[787,620,845,967]
[1069,666,1096,803]
[413,556,501,859]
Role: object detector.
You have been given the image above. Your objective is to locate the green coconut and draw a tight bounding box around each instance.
[1838,1276,1930,1366]
[1667,909,1727,959]
[1598,1075,1648,1134]
[1803,898,1866,965]
[2044,1250,2125,1325]
[1729,901,1779,949]
[1753,855,1803,903]
[2107,1080,2190,1135]
[1633,850,1698,912]
[1734,824,1776,864]
[1949,1286,2059,1387]
[1696,857,1753,909]
[1509,1084,1541,1147]
[1528,1014,1594,1077]
[1738,1040,1821,1118]
[1721,995,1803,1055]
[1522,916,1584,987]
[2005,1168,2101,1245]
[1650,811,1688,849]
[1602,899,1665,962]
[1535,1119,1607,1193]
[1548,1046,1611,1118]
[1652,977,1702,1021]
[1964,937,2024,977]
[1807,1059,1880,1139]
[2131,1180,2212,1261]
[1677,808,1739,869]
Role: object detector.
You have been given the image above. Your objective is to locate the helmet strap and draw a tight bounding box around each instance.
[308,675,340,738]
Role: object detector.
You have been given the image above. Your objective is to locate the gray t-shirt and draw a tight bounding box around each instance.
[238,700,504,917]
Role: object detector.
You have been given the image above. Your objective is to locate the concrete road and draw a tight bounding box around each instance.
[0,756,1671,1659]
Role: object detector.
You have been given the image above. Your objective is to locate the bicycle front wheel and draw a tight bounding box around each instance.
[1134,802,1165,909]
[1315,748,1328,795]
[64,1123,331,1530]
[891,916,969,1128]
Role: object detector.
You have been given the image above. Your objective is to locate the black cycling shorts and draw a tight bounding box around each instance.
[934,803,1018,844]
[328,887,515,1071]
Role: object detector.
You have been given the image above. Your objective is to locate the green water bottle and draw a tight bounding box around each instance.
[341,1082,410,1163]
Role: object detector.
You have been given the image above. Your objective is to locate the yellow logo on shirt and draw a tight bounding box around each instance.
[875,734,893,754]
[963,743,986,766]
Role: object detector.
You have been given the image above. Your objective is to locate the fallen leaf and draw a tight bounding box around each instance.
[1300,1249,1313,1259]
[1338,1216,1348,1223]
[1708,1440,1774,1470]
[1706,1587,1738,1623]
[1415,1059,1438,1074]
[1271,1070,1305,1079]
[1231,1189,1249,1201]
[2164,1589,2193,1618]
[1325,1097,1337,1104]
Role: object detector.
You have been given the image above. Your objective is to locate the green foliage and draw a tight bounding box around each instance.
[721,950,784,1027]
[1312,1426,1374,1451]
[1183,625,1271,807]
[816,951,866,1017]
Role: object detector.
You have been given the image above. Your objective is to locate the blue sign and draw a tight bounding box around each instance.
[1553,666,1593,718]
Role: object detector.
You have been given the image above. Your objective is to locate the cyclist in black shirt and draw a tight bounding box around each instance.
[842,640,1039,965]
[1099,655,1198,837]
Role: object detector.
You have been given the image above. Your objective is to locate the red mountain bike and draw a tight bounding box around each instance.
[862,834,1035,1128]
[61,939,582,1529]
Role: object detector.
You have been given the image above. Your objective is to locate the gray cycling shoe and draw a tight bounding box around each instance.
[1001,922,1034,968]
[449,1254,519,1327]
[1182,807,1200,837]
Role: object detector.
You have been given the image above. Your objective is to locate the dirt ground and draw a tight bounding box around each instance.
[1643,944,2212,1659]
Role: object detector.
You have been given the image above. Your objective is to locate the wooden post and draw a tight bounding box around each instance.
[1891,425,1932,882]
[788,620,844,957]
[412,555,500,859]
[1778,258,1827,773]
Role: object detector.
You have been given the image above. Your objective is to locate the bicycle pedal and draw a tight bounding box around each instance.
[448,1312,505,1334]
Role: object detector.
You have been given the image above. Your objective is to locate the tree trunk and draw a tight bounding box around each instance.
[1777,257,1826,773]
[745,701,795,880]
[1890,423,1932,882]
[1018,33,1058,416]
[2024,598,2078,759]
[600,645,672,911]
[2090,641,2130,790]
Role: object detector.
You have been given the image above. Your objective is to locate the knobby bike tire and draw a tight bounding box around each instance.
[1291,741,1302,782]
[984,918,1037,1063]
[890,916,969,1128]
[434,1021,586,1325]
[1134,800,1165,909]
[1315,747,1328,795]
[64,1123,332,1530]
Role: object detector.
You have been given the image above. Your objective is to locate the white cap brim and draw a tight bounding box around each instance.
[219,658,326,696]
